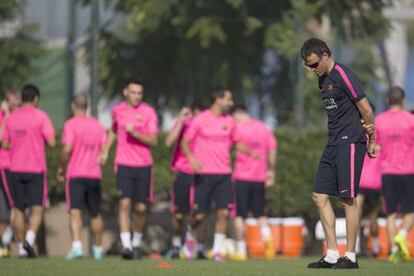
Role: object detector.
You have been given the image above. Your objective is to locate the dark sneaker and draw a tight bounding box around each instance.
[132,247,142,260]
[307,257,336,268]
[332,256,359,269]
[170,247,180,259]
[23,241,36,258]
[197,250,208,260]
[121,248,133,260]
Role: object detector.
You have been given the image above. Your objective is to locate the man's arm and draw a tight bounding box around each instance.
[181,138,202,172]
[46,137,56,148]
[235,142,259,159]
[57,144,72,182]
[266,150,277,187]
[125,124,158,147]
[100,129,116,165]
[356,98,376,158]
[165,107,191,148]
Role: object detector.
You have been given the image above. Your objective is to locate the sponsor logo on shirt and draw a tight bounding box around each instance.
[323,98,338,110]
[14,129,27,137]
[342,136,348,140]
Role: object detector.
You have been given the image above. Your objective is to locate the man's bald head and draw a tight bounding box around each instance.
[72,94,88,111]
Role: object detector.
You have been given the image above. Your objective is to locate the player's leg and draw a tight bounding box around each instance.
[66,178,84,259]
[211,175,232,261]
[0,170,14,257]
[9,173,27,257]
[233,180,249,260]
[308,147,339,268]
[25,173,46,258]
[87,179,104,261]
[116,166,134,259]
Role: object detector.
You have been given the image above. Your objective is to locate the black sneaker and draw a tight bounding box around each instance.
[132,247,142,260]
[23,241,36,258]
[332,256,359,269]
[121,248,133,260]
[197,250,208,260]
[170,247,180,259]
[307,257,336,268]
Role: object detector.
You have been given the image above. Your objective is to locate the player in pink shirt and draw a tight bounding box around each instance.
[56,94,107,261]
[0,89,21,258]
[375,86,414,263]
[101,79,158,260]
[182,88,254,261]
[2,85,56,258]
[231,105,277,261]
[165,103,205,259]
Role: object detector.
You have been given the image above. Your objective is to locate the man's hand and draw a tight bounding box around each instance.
[98,150,109,166]
[56,167,65,182]
[367,139,376,158]
[188,156,202,173]
[361,119,375,135]
[126,123,134,134]
[265,170,275,188]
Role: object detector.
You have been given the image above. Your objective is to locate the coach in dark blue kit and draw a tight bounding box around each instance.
[301,38,376,269]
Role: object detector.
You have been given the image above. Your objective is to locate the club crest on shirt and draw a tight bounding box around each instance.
[135,114,144,121]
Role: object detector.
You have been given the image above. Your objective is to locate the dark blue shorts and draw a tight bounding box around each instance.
[171,171,194,214]
[314,143,366,198]
[193,174,232,213]
[116,165,152,204]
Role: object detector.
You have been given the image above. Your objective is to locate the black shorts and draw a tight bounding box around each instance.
[382,174,414,215]
[359,188,381,208]
[116,165,152,204]
[0,169,13,221]
[66,178,101,216]
[10,172,47,209]
[235,180,265,219]
[193,174,232,213]
[171,171,194,214]
[314,143,366,198]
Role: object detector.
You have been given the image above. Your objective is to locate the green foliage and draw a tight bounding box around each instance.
[46,129,331,218]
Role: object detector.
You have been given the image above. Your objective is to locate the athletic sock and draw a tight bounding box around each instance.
[72,240,82,251]
[391,245,399,254]
[172,236,182,248]
[372,237,380,253]
[93,245,103,253]
[260,226,272,240]
[212,233,226,254]
[120,232,132,250]
[236,240,247,256]
[2,225,13,245]
[324,249,340,264]
[132,232,143,248]
[18,243,27,256]
[345,251,356,263]
[25,230,36,247]
[398,229,408,239]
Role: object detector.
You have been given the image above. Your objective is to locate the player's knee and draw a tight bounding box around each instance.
[312,192,327,207]
[195,213,206,222]
[340,198,355,208]
[217,209,229,219]
[174,213,184,221]
[119,199,131,212]
[135,203,147,214]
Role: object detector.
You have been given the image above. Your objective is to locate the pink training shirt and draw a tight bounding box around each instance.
[62,116,107,179]
[233,119,277,182]
[3,106,55,173]
[184,110,239,174]
[170,117,193,174]
[112,101,159,167]
[359,151,381,190]
[376,109,414,175]
[0,111,11,169]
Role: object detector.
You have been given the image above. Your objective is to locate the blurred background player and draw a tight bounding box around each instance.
[182,88,254,261]
[301,38,375,269]
[57,94,107,261]
[375,86,414,263]
[231,104,277,261]
[2,84,56,257]
[165,103,207,259]
[101,79,159,260]
[0,89,21,257]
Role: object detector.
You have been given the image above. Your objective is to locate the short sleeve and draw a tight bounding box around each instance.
[62,122,74,145]
[184,116,201,142]
[2,117,10,142]
[335,64,366,102]
[42,114,55,140]
[145,109,159,135]
[230,118,240,143]
[111,108,118,133]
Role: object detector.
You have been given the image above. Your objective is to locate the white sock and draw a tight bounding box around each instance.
[236,240,247,255]
[398,229,408,238]
[2,225,13,245]
[391,245,399,254]
[324,249,340,264]
[93,245,103,253]
[172,236,181,248]
[260,226,272,240]
[345,251,356,263]
[120,232,132,250]
[132,232,143,248]
[212,233,226,254]
[18,243,27,256]
[25,230,36,247]
[72,240,82,251]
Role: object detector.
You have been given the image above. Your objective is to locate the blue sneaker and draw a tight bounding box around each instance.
[66,247,83,260]
[93,248,103,261]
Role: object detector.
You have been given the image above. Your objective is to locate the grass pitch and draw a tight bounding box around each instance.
[1,256,413,276]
